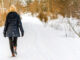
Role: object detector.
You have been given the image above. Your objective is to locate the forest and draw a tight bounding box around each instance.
[0,0,80,26]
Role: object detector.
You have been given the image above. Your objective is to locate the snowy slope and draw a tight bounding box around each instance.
[0,13,80,60]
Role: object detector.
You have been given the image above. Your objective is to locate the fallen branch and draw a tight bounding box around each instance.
[67,20,80,37]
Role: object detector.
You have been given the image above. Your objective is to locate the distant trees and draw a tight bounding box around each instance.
[1,0,80,19]
[0,0,80,26]
[37,0,80,20]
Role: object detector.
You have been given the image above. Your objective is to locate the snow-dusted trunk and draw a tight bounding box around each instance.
[1,0,4,14]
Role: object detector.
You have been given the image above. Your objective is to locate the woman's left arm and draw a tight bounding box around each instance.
[3,16,8,36]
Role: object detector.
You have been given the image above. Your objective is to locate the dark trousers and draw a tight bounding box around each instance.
[9,37,17,54]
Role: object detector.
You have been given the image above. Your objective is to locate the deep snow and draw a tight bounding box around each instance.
[0,13,80,60]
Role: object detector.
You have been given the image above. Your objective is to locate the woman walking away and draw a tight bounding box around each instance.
[3,5,24,57]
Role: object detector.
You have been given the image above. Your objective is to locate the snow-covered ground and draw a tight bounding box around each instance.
[0,13,80,60]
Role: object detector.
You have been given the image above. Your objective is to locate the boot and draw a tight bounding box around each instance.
[12,53,15,57]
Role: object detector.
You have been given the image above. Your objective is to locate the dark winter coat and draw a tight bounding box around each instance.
[3,12,24,37]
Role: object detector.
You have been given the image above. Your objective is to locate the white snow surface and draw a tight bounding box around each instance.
[0,13,80,60]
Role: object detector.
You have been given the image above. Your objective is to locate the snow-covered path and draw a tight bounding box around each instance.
[0,14,80,60]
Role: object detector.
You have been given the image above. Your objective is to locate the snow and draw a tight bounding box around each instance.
[0,13,80,60]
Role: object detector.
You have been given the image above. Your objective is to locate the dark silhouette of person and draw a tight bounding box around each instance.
[3,10,24,57]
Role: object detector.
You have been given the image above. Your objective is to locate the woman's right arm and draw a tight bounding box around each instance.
[18,15,24,37]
